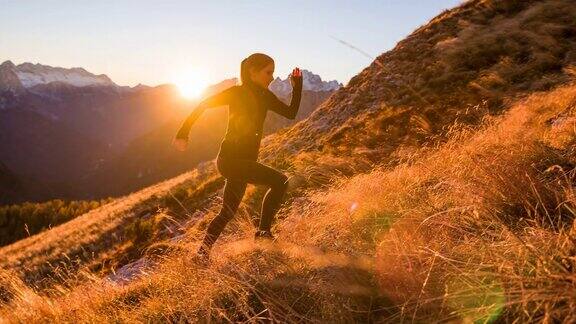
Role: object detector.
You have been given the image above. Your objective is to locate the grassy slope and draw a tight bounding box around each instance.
[1,0,576,321]
[2,73,575,323]
[0,171,197,285]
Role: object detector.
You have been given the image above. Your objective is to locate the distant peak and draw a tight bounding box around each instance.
[269,69,342,97]
[0,60,16,68]
[0,60,25,93]
[4,61,117,88]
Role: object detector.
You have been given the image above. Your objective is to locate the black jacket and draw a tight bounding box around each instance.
[175,79,303,160]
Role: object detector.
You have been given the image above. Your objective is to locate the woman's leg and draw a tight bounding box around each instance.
[259,179,288,232]
[199,178,247,253]
[217,158,289,233]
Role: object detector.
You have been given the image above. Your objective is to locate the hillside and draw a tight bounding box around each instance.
[0,162,24,204]
[261,0,576,164]
[0,79,186,202]
[1,0,576,322]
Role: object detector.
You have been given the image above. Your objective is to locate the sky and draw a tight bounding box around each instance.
[0,0,462,87]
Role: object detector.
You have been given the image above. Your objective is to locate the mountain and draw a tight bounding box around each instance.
[0,60,120,102]
[269,69,342,97]
[259,0,576,161]
[0,107,124,208]
[2,60,116,89]
[1,0,576,322]
[0,61,26,95]
[0,161,23,204]
[0,61,181,148]
[0,62,339,203]
[0,61,185,202]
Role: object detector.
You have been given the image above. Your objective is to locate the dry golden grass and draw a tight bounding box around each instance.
[2,0,576,321]
[2,80,575,323]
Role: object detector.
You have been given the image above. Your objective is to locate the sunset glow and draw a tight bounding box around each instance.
[173,67,210,99]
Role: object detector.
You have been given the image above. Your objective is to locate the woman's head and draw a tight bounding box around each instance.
[240,53,274,88]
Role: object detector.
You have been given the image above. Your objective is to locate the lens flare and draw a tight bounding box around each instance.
[349,202,359,214]
[446,274,505,323]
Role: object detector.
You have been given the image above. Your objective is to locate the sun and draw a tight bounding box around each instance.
[173,67,210,99]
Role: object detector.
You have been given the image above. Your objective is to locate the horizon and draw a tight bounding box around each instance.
[1,0,461,87]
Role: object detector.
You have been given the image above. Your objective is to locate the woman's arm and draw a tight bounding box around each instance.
[175,85,237,140]
[174,103,207,139]
[268,69,303,120]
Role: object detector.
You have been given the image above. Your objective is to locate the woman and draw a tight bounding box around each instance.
[172,53,303,261]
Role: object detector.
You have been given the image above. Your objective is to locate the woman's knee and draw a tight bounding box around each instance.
[220,180,246,216]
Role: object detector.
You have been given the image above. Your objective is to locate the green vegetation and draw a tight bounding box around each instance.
[0,198,113,247]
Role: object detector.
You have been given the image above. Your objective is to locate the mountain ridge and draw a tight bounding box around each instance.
[0,60,343,96]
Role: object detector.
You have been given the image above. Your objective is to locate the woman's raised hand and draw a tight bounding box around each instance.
[290,67,302,88]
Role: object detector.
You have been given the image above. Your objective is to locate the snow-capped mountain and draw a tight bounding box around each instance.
[0,60,116,89]
[269,69,342,97]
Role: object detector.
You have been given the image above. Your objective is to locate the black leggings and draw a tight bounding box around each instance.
[200,157,289,250]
